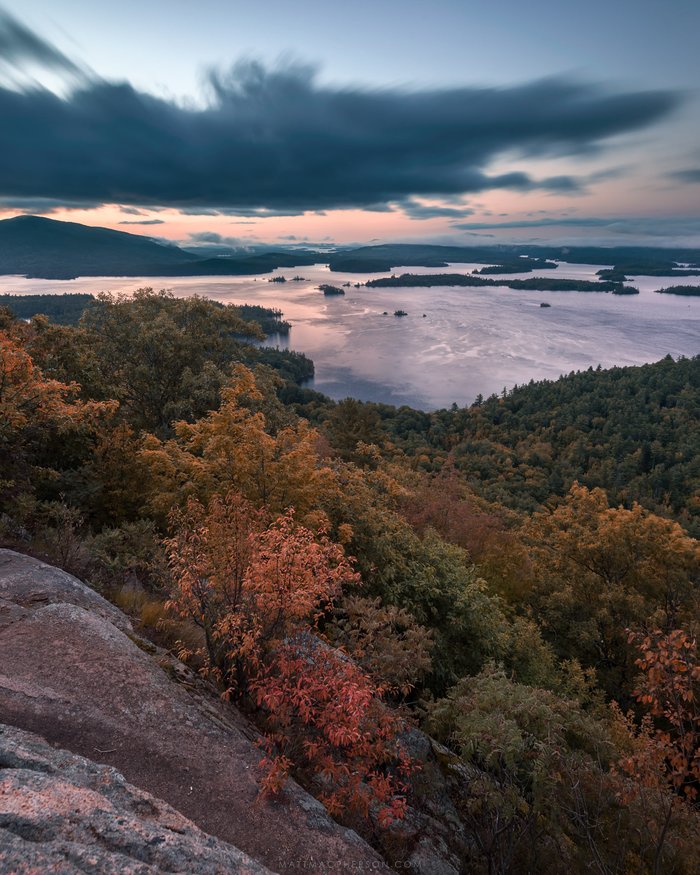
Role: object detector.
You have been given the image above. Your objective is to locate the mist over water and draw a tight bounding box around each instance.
[3,263,699,410]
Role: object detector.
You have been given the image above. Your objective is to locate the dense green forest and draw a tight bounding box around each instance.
[333,356,699,537]
[0,293,97,324]
[1,291,698,874]
[0,292,292,334]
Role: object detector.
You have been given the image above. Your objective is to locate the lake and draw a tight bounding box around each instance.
[2,262,699,410]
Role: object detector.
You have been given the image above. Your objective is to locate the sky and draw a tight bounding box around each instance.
[0,0,699,250]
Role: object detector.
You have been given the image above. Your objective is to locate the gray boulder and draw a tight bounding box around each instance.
[0,549,387,874]
[0,722,272,874]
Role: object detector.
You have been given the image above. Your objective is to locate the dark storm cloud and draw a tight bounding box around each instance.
[451,215,700,237]
[178,206,306,217]
[0,10,84,77]
[0,196,98,213]
[670,168,700,183]
[0,14,682,213]
[188,231,241,245]
[118,218,165,225]
[399,177,580,221]
[451,217,622,230]
[400,199,476,220]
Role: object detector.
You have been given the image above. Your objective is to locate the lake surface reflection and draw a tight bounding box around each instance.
[2,262,699,410]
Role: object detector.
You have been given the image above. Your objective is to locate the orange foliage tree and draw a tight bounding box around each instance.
[608,630,700,874]
[0,331,115,502]
[1,332,84,431]
[140,365,336,524]
[165,491,414,822]
[522,484,699,696]
[629,629,700,800]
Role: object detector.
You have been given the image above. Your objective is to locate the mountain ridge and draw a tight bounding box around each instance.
[0,215,320,279]
[2,215,700,279]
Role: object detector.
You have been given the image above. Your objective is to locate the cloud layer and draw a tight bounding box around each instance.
[671,168,700,183]
[0,12,682,215]
[0,10,83,78]
[451,215,700,239]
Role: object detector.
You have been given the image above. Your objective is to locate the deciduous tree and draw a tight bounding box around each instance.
[165,491,413,821]
[522,484,699,697]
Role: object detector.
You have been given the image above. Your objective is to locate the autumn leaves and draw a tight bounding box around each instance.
[165,492,413,823]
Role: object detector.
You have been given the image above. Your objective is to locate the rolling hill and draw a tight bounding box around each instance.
[0,216,320,279]
[0,215,195,278]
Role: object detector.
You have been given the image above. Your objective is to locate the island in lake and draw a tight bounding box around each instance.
[366,273,639,294]
[319,284,346,296]
[597,263,700,282]
[474,260,558,274]
[655,285,700,296]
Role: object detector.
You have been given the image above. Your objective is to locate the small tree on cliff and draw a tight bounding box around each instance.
[165,491,413,822]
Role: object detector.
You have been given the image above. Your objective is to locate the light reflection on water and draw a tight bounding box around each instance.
[2,262,699,410]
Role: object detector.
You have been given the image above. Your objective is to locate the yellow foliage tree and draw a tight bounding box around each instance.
[1,332,83,431]
[140,365,336,522]
[0,331,115,499]
[522,483,700,696]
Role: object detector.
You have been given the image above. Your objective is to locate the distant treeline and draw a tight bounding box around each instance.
[598,264,700,282]
[328,242,700,273]
[5,215,700,280]
[0,293,96,324]
[366,273,639,294]
[474,259,558,274]
[234,304,291,333]
[0,293,293,334]
[655,285,700,297]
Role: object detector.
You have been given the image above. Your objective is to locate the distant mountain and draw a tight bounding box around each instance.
[0,215,195,278]
[153,250,324,276]
[0,216,322,279]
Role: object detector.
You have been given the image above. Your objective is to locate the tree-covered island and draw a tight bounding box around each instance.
[366,273,639,293]
[655,285,700,296]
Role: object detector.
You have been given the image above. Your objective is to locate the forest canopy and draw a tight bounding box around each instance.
[1,294,698,874]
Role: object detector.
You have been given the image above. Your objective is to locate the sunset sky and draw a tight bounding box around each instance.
[1,0,699,250]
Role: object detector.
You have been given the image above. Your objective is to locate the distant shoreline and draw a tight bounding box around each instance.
[655,285,700,297]
[366,272,640,294]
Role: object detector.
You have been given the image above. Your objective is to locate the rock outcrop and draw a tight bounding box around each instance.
[0,722,272,874]
[0,549,387,873]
